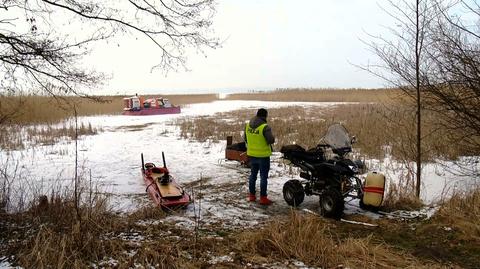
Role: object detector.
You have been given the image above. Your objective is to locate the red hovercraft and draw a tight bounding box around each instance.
[123,95,181,116]
[141,153,191,209]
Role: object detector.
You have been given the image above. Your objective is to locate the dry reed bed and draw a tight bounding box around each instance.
[0,93,217,150]
[239,188,480,268]
[2,193,233,269]
[382,181,424,211]
[377,187,480,268]
[226,88,397,103]
[2,178,479,268]
[5,191,474,269]
[433,187,480,242]
[0,93,219,125]
[0,122,98,150]
[239,211,439,268]
[176,103,469,161]
[0,173,241,268]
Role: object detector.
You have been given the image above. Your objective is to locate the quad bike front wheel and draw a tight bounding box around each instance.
[319,188,344,219]
[283,180,305,207]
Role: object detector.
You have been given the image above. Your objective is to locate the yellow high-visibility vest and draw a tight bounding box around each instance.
[245,123,272,157]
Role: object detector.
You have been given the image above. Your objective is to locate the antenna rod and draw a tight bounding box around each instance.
[162,151,167,168]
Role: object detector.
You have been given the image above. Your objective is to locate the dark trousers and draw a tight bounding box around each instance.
[248,157,270,197]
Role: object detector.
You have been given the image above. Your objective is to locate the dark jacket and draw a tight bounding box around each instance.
[244,116,275,145]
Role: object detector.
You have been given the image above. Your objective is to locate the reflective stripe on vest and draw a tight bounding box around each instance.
[246,123,272,157]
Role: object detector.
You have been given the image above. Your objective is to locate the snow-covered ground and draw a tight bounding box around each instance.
[1,100,479,269]
[1,100,478,225]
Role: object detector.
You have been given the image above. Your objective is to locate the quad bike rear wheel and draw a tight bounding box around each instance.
[319,188,344,219]
[283,180,305,207]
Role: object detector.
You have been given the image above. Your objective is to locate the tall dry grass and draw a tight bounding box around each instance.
[178,116,245,143]
[4,186,186,269]
[4,191,231,269]
[1,170,231,268]
[177,102,470,162]
[226,88,398,103]
[0,93,219,125]
[0,121,99,150]
[0,93,218,150]
[239,211,440,268]
[433,187,480,242]
[378,185,480,268]
[382,181,424,211]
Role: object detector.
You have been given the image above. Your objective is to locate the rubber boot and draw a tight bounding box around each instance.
[259,196,273,205]
[248,193,256,202]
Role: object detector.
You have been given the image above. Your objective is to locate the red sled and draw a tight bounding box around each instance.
[141,153,191,209]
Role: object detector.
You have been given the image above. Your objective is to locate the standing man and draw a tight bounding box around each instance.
[245,108,275,205]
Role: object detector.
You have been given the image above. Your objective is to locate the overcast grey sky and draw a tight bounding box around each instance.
[87,0,392,95]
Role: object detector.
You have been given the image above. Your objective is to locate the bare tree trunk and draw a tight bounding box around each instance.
[74,104,81,221]
[415,0,422,198]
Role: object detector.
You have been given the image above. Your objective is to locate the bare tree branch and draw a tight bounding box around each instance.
[0,0,219,100]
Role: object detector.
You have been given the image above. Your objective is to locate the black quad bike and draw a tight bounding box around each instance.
[280,124,367,219]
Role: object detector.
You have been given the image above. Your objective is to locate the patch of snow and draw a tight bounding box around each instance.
[93,257,118,269]
[167,215,196,228]
[117,231,145,242]
[0,257,22,269]
[256,260,320,269]
[208,255,234,264]
[123,250,137,258]
[135,219,163,226]
[364,156,479,204]
[291,260,318,269]
[424,206,440,219]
